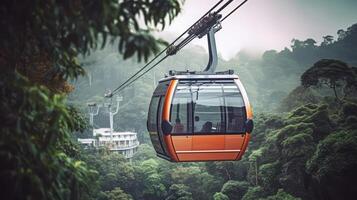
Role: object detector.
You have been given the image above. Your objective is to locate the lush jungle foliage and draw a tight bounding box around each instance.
[0,1,182,199]
[1,0,357,199]
[69,23,357,200]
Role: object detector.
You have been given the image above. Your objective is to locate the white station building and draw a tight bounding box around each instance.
[95,128,139,158]
[78,128,139,159]
[78,97,139,159]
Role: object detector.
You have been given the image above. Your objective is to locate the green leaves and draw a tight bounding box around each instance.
[0,1,183,198]
[306,130,357,179]
[103,187,133,200]
[166,184,193,200]
[146,0,183,29]
[118,30,168,62]
[220,180,250,200]
[261,189,301,200]
[301,59,357,100]
[1,0,182,85]
[0,73,97,199]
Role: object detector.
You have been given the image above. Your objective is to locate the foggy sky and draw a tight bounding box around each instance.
[158,0,357,59]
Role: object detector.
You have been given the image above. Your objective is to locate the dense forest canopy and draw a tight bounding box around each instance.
[1,1,357,200]
[69,23,357,200]
[0,0,183,199]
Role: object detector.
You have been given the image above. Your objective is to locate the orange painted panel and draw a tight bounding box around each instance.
[192,135,225,150]
[236,133,251,160]
[172,135,192,151]
[177,152,238,161]
[225,134,245,150]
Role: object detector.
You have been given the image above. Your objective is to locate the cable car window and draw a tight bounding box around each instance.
[170,85,191,134]
[192,83,225,133]
[158,96,169,154]
[148,96,164,154]
[224,84,247,133]
[148,97,159,131]
[154,81,170,96]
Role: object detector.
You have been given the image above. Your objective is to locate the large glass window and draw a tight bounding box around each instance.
[170,85,191,134]
[158,96,169,154]
[192,83,225,133]
[169,81,247,134]
[148,96,164,154]
[148,97,159,132]
[154,81,170,96]
[223,84,246,133]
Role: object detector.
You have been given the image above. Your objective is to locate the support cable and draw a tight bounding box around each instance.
[115,55,169,94]
[109,0,250,95]
[109,0,225,96]
[214,0,234,14]
[115,34,197,93]
[220,0,248,22]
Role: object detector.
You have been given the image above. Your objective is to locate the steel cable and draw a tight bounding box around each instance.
[110,0,250,95]
[110,0,225,95]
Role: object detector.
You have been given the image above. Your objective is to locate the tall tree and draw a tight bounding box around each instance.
[321,35,334,46]
[301,59,357,101]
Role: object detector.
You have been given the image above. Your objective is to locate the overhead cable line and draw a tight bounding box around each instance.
[108,0,249,96]
[114,35,197,94]
[220,0,248,22]
[108,0,225,96]
[115,55,169,94]
[215,0,234,14]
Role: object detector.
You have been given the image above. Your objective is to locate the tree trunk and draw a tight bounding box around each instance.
[225,168,231,180]
[255,160,259,186]
[332,84,340,102]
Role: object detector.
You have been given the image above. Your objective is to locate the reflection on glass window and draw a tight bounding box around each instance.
[170,81,247,134]
[224,84,246,133]
[171,86,191,133]
[148,96,164,154]
[192,83,225,133]
[158,96,169,155]
[148,97,159,131]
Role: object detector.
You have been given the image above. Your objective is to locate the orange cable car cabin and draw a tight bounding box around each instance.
[147,71,253,162]
[147,10,253,162]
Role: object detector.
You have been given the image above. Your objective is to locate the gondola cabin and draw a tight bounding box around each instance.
[147,71,253,162]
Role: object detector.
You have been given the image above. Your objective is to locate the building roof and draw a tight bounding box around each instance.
[78,138,96,144]
[93,128,137,136]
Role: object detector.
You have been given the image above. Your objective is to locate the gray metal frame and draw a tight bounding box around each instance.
[159,74,239,82]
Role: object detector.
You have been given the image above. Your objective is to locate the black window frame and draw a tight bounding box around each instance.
[147,96,165,155]
[157,95,170,155]
[147,96,160,132]
[147,80,170,156]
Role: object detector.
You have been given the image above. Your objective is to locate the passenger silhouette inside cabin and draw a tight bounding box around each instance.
[194,116,213,133]
[173,118,185,133]
[201,121,213,132]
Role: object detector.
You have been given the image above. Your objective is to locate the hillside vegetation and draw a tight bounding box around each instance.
[70,24,357,200]
[1,1,356,199]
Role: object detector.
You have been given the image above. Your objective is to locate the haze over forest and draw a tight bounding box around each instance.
[1,1,357,200]
[160,0,357,59]
[69,22,357,199]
